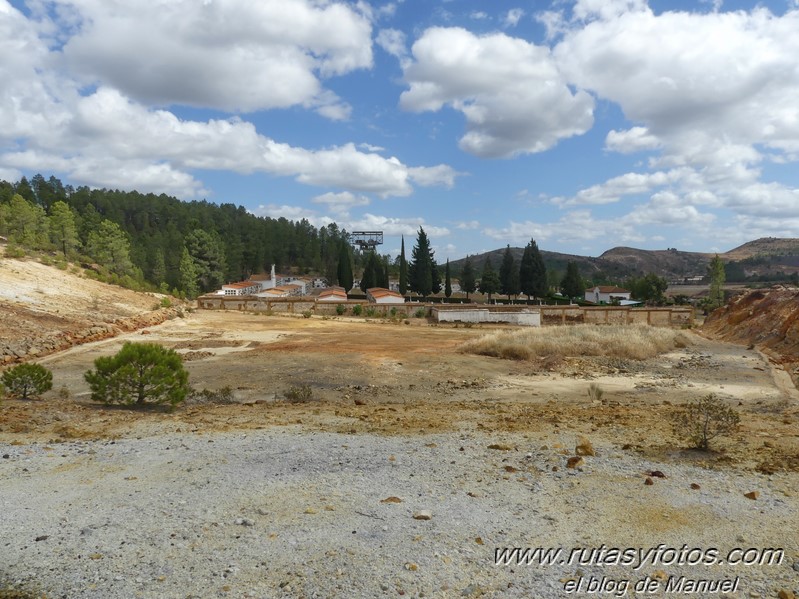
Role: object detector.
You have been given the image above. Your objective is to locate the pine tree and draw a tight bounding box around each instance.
[382,257,390,289]
[499,245,520,300]
[519,238,547,300]
[444,259,452,298]
[337,240,353,291]
[86,220,134,276]
[360,251,381,292]
[431,258,442,294]
[708,254,726,309]
[409,227,434,298]
[48,201,79,257]
[399,236,408,295]
[185,229,226,292]
[479,257,500,301]
[460,255,476,300]
[560,261,583,300]
[1,194,49,249]
[179,247,199,299]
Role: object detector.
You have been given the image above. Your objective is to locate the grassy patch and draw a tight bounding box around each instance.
[460,324,689,361]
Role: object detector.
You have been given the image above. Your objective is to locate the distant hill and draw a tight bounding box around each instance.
[449,238,799,283]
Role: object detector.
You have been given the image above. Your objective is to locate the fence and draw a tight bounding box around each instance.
[198,295,694,327]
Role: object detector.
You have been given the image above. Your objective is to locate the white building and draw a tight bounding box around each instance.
[366,287,405,304]
[222,281,260,296]
[248,265,277,291]
[584,286,632,304]
[318,287,348,301]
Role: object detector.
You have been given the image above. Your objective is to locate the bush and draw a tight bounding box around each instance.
[352,304,363,316]
[587,383,604,402]
[302,310,312,318]
[160,297,172,308]
[335,303,345,315]
[414,308,426,318]
[84,342,189,408]
[188,386,235,404]
[1,363,53,400]
[672,393,740,451]
[365,307,377,318]
[284,384,314,403]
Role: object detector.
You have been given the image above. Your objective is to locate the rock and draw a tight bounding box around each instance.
[645,477,654,486]
[744,491,759,500]
[234,518,255,526]
[690,483,701,490]
[354,398,368,405]
[566,456,584,469]
[777,590,796,599]
[793,560,799,573]
[381,496,402,503]
[461,584,484,597]
[413,511,432,520]
[488,444,512,451]
[503,466,518,473]
[575,436,595,456]
[34,535,49,542]
[404,563,418,571]
[648,470,666,478]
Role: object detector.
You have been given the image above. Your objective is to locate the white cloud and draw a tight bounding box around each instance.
[311,191,370,215]
[347,213,450,237]
[605,127,661,154]
[56,0,373,116]
[376,28,408,62]
[470,11,488,20]
[455,220,480,230]
[503,9,525,28]
[400,27,594,158]
[251,204,333,228]
[553,169,688,206]
[358,143,386,152]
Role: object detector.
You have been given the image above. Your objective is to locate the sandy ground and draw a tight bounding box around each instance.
[2,311,799,598]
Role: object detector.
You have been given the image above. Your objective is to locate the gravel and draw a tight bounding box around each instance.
[1,428,797,598]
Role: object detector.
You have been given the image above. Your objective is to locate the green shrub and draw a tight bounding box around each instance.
[160,297,173,308]
[188,386,235,404]
[672,393,740,451]
[284,384,314,403]
[302,310,312,318]
[58,385,70,399]
[84,342,189,408]
[5,244,26,259]
[1,363,53,400]
[335,303,346,315]
[352,304,363,316]
[365,307,377,318]
[414,308,426,318]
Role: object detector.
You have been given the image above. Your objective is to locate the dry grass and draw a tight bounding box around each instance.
[460,324,689,361]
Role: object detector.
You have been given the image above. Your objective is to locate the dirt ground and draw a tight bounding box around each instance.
[2,310,797,475]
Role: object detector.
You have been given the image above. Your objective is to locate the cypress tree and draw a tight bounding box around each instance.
[479,257,500,302]
[460,255,476,300]
[499,245,520,300]
[399,236,408,295]
[519,238,548,300]
[560,261,583,300]
[337,241,353,291]
[444,259,452,298]
[409,227,433,298]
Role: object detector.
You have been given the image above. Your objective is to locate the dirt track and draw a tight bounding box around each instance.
[2,311,799,598]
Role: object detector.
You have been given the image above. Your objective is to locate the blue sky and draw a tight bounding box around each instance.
[2,0,799,260]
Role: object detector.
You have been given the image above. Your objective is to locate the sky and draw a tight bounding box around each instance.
[2,0,799,260]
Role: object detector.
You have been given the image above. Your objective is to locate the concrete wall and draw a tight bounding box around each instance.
[198,296,692,327]
[433,308,541,326]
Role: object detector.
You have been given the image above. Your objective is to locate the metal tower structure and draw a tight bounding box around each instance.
[350,231,384,252]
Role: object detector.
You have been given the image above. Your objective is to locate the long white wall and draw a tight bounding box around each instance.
[432,308,541,326]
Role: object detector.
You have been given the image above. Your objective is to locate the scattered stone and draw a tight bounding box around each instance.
[652,570,668,581]
[461,583,484,596]
[381,497,403,504]
[234,518,255,526]
[644,477,654,486]
[744,491,759,500]
[488,444,512,451]
[256,508,269,516]
[792,561,799,573]
[413,511,432,520]
[566,456,584,469]
[354,398,368,406]
[575,436,595,457]
[303,508,318,515]
[2,454,9,459]
[34,535,48,542]
[475,537,483,545]
[404,563,418,571]
[648,470,666,478]
[690,483,701,490]
[777,590,796,599]
[503,466,518,473]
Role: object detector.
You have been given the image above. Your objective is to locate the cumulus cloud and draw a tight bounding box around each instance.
[347,213,450,237]
[56,0,373,116]
[400,27,594,158]
[311,191,370,215]
[376,28,408,61]
[605,127,661,154]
